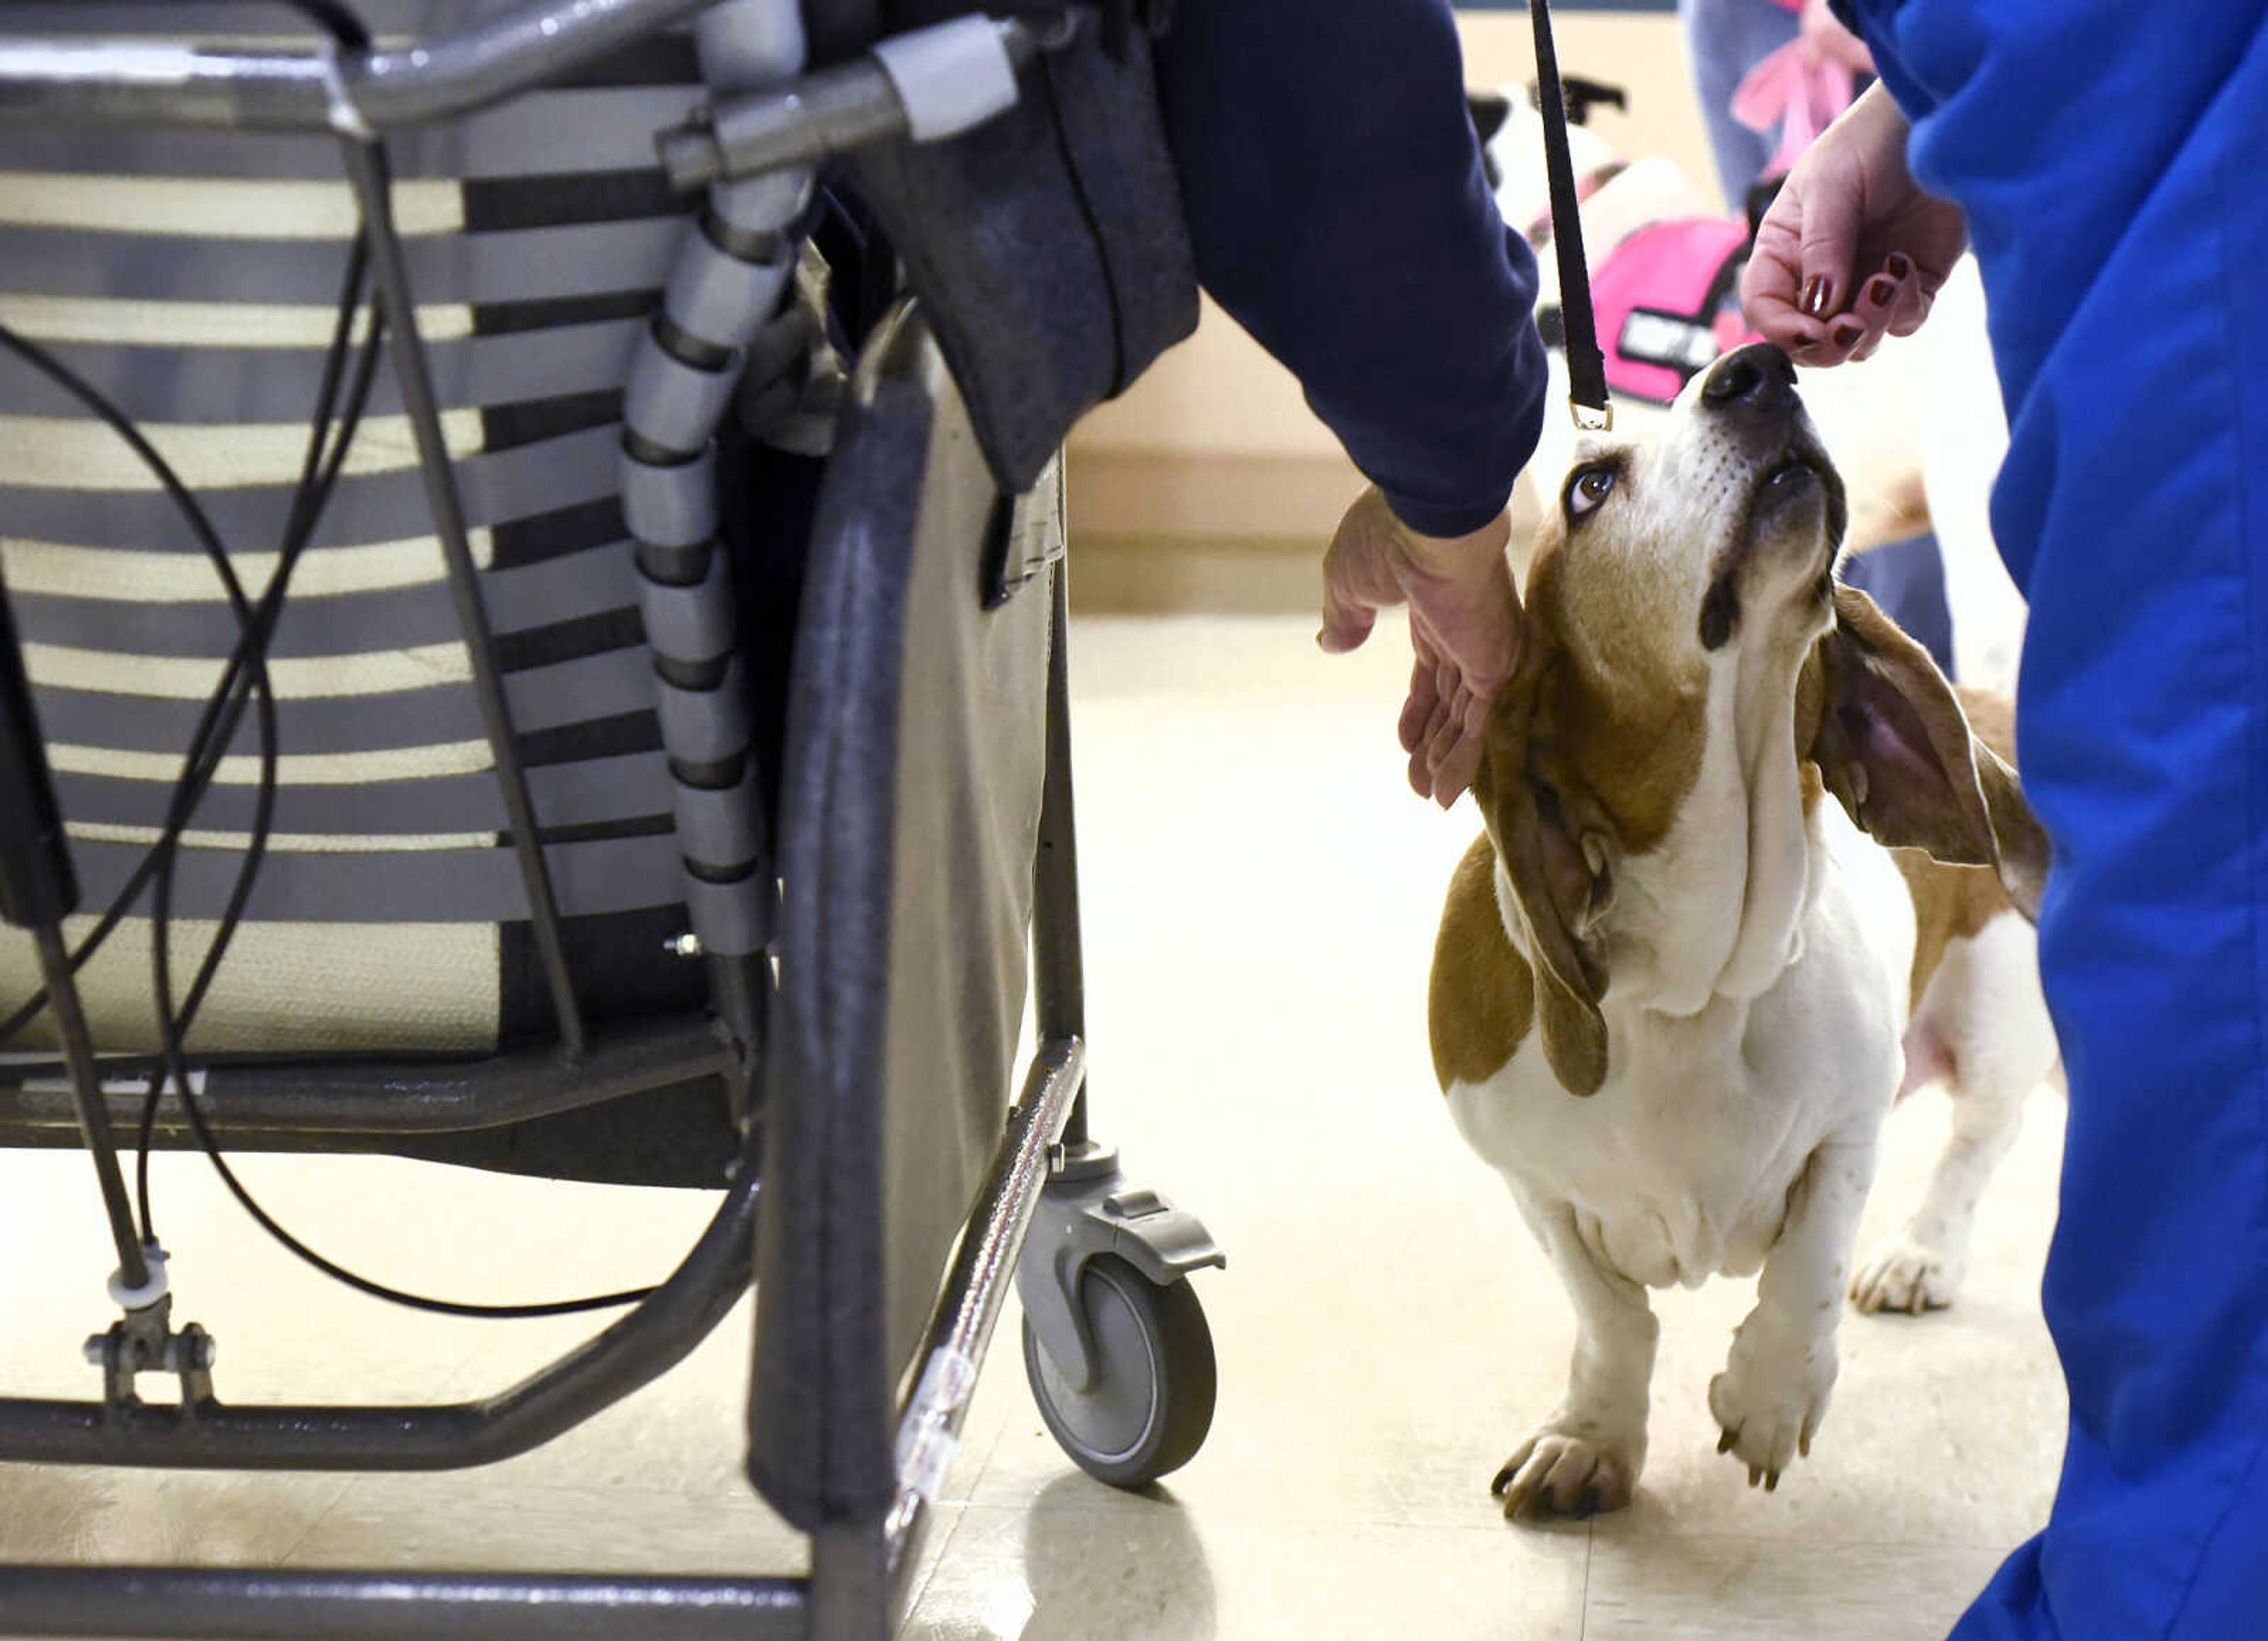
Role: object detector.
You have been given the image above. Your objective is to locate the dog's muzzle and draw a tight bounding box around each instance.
[1700,341,1798,426]
[1696,345,1847,650]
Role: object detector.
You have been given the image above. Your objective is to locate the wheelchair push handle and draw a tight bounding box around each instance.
[0,0,718,135]
[658,9,1061,191]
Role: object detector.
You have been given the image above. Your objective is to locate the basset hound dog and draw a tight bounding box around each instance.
[1430,344,2058,1520]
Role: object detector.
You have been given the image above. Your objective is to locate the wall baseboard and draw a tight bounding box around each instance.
[1066,449,1367,546]
[1066,452,1546,615]
[1065,533,1324,616]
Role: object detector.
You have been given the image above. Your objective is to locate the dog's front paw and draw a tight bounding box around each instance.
[1851,1236,1961,1314]
[1707,1330,1835,1490]
[1490,1423,1643,1522]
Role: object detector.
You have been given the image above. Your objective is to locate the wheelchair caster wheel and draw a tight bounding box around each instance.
[1022,1252,1216,1489]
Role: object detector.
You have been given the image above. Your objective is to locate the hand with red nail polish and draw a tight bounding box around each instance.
[1739,83,1967,368]
[1319,488,1521,808]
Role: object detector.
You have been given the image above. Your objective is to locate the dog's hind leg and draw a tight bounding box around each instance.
[1493,1199,1657,1522]
[1852,915,2058,1314]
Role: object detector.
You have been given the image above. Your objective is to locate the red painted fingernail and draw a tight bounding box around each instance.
[1885,253,1913,280]
[1831,320,1865,348]
[1865,275,1897,307]
[1801,276,1830,317]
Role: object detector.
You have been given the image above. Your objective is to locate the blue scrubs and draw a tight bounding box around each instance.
[1836,3,2268,1636]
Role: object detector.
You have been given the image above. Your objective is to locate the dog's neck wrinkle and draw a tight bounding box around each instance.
[1716,637,1815,997]
[1608,693,1748,1016]
[1601,645,1816,1016]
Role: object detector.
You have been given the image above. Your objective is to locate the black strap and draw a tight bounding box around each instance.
[1100,0,1177,60]
[1529,0,1612,429]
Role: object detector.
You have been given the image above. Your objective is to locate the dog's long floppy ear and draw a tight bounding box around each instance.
[1475,646,1618,1097]
[1804,584,2049,921]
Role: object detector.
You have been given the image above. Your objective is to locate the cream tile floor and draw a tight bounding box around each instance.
[0,613,2067,1640]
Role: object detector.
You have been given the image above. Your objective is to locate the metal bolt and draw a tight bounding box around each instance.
[663,932,702,958]
[82,1335,107,1366]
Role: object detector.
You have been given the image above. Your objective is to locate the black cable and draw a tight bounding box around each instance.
[0,328,280,1046]
[151,279,651,1315]
[132,0,379,1248]
[0,0,381,1053]
[175,410,657,1318]
[170,1089,657,1319]
[0,281,327,1180]
[2,305,654,1316]
[1,0,658,1317]
[135,231,380,1240]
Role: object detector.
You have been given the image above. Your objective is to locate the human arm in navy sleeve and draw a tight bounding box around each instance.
[1153,0,1550,804]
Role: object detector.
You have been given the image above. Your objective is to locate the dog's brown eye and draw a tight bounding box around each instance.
[1565,464,1617,521]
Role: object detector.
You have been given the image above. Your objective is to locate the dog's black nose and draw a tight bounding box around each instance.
[1702,342,1797,409]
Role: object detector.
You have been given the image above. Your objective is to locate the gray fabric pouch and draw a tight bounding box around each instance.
[842,22,1199,492]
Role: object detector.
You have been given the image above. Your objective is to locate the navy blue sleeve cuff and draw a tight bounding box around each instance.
[1381,488,1518,541]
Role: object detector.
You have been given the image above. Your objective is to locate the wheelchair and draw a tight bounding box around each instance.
[0,3,1219,1635]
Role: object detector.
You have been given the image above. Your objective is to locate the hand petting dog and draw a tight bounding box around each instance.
[1319,488,1523,809]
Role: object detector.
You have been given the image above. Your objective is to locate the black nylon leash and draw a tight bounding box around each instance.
[1529,0,1613,430]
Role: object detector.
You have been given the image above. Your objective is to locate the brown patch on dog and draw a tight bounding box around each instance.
[1956,686,2015,765]
[1461,544,1709,1097]
[1429,836,1536,1092]
[1894,850,2012,1012]
[1844,469,1932,552]
[1795,644,1830,815]
[1520,545,1709,857]
[1893,685,2021,1006]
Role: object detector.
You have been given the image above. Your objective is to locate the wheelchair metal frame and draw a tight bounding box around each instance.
[0,4,1181,1634]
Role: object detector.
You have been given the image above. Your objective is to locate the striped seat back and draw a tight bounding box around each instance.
[0,2,719,1055]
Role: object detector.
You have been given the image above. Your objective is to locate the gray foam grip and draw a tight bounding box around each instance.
[656,659,754,764]
[637,549,737,665]
[710,169,811,237]
[625,338,742,458]
[656,0,800,966]
[695,0,806,87]
[666,231,795,353]
[621,443,719,549]
[672,767,765,870]
[683,870,771,957]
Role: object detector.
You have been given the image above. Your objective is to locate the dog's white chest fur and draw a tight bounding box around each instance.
[1446,805,1913,1291]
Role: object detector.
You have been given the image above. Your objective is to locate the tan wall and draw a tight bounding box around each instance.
[1067,9,1709,563]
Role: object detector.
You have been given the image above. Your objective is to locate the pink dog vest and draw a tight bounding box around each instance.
[1583,216,1759,405]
